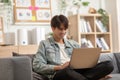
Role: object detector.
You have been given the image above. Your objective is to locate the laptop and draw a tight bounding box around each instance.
[69,48,101,69]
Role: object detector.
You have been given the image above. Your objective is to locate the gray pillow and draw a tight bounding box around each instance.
[99,53,119,74]
[12,52,35,63]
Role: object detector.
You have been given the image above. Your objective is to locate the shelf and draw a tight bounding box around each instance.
[68,14,112,53]
[96,32,110,34]
[81,32,95,35]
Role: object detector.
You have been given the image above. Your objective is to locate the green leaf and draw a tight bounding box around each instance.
[82,2,90,6]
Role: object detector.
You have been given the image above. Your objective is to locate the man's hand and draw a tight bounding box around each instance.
[60,62,70,69]
[54,62,69,71]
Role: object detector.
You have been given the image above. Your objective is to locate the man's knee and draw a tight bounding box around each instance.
[101,61,114,73]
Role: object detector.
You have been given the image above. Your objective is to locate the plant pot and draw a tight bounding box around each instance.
[77,6,89,14]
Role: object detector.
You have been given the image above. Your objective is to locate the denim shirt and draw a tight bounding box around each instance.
[32,36,80,79]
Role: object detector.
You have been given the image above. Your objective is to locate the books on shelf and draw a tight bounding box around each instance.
[96,37,109,50]
[87,21,92,32]
[81,38,94,48]
[79,18,92,33]
[95,19,107,32]
[96,38,103,49]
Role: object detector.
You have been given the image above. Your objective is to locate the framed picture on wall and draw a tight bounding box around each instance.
[14,0,52,24]
[15,0,31,7]
[16,9,32,20]
[36,9,51,21]
[35,0,50,8]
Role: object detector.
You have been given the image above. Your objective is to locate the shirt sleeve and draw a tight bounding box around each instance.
[69,40,81,48]
[32,41,55,75]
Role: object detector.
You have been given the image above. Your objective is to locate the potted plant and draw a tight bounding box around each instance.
[98,8,109,28]
[72,0,90,13]
[59,0,90,14]
[1,0,11,5]
[73,0,89,7]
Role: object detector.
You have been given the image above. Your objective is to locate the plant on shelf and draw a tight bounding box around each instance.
[98,8,109,28]
[72,0,90,14]
[72,0,90,9]
[0,0,12,28]
[59,0,90,14]
[59,0,68,14]
[1,0,11,5]
[82,2,90,6]
[73,0,90,7]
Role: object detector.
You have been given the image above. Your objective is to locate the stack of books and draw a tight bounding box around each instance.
[79,18,92,33]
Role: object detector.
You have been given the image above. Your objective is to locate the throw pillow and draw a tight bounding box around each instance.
[12,52,35,63]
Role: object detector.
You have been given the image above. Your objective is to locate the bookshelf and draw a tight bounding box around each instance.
[68,14,112,53]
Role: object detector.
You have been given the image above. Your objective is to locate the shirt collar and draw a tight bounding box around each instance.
[49,36,71,48]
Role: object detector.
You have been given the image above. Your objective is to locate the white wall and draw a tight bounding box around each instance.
[0,0,101,45]
[104,0,120,52]
[117,0,120,52]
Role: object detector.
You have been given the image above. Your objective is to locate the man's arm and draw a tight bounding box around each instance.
[33,41,55,74]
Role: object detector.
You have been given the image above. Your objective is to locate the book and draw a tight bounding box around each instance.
[100,37,109,50]
[96,38,103,49]
[87,40,94,48]
[87,21,92,32]
[98,20,107,32]
[81,38,94,48]
[95,19,106,32]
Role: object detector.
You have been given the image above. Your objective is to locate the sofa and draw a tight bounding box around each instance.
[0,56,33,80]
[12,52,49,80]
[1,52,120,80]
[99,53,120,80]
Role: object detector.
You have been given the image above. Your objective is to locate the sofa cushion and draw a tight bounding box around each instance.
[107,74,120,80]
[12,52,48,80]
[99,53,119,73]
[13,56,33,80]
[113,53,120,73]
[0,56,32,80]
[0,58,14,80]
[12,52,35,63]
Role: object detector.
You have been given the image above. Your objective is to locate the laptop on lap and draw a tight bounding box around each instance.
[69,48,101,69]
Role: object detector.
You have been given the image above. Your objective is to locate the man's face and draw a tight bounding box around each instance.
[52,25,67,39]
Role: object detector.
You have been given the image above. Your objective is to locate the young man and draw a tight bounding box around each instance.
[33,15,113,80]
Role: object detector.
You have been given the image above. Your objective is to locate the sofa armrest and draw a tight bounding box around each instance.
[13,56,33,80]
[0,58,14,80]
[0,56,33,80]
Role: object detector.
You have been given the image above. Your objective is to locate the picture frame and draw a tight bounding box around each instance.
[15,0,31,7]
[35,0,50,8]
[16,9,32,21]
[14,0,52,23]
[36,9,51,21]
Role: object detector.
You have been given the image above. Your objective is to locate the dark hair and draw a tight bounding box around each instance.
[51,15,69,29]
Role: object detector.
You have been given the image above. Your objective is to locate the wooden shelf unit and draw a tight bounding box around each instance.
[68,14,112,53]
[0,45,38,58]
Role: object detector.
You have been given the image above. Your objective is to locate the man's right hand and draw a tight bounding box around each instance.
[60,62,69,69]
[54,62,69,71]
